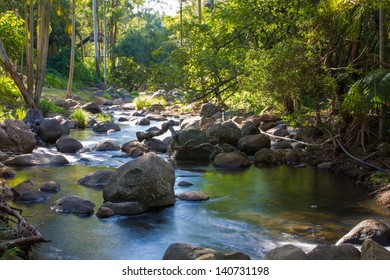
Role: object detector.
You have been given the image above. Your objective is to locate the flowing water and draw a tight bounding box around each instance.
[6,111,390,260]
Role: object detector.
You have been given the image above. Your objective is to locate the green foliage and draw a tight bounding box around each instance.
[14,107,27,120]
[0,74,22,104]
[370,171,390,186]
[102,93,111,99]
[45,69,68,89]
[133,95,167,110]
[343,69,390,117]
[0,12,25,61]
[70,108,90,128]
[96,112,114,122]
[39,99,66,117]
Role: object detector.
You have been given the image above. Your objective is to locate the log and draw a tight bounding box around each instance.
[136,120,177,142]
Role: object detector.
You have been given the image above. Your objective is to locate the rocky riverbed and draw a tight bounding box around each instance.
[1,87,390,259]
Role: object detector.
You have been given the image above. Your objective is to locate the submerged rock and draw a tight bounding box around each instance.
[101,201,147,215]
[51,195,95,216]
[77,170,114,188]
[17,190,48,203]
[176,191,209,201]
[40,181,61,193]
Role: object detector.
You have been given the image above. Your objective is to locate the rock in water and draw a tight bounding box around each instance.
[103,153,175,209]
[51,195,95,216]
[336,219,390,246]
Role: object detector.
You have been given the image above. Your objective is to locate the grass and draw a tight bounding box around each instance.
[70,108,91,128]
[133,95,167,110]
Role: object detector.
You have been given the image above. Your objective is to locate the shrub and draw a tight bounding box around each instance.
[96,112,114,122]
[70,108,91,128]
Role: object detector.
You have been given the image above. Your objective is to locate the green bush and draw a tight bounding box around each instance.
[70,108,91,128]
[96,112,114,122]
[0,75,22,104]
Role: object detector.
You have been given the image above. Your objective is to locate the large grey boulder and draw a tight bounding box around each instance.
[51,195,95,216]
[144,139,167,153]
[307,244,360,260]
[77,170,114,188]
[207,121,242,145]
[37,118,64,144]
[0,119,36,154]
[336,219,390,246]
[263,244,309,260]
[237,134,271,155]
[103,153,175,209]
[4,153,69,166]
[55,136,83,153]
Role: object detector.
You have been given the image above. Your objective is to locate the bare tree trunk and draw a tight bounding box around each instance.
[0,38,36,108]
[25,0,34,96]
[93,0,101,77]
[379,5,388,140]
[66,0,76,99]
[34,0,51,105]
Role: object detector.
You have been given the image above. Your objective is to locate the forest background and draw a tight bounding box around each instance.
[1,0,390,150]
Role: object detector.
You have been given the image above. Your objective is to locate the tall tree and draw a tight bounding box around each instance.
[93,0,101,77]
[66,0,76,98]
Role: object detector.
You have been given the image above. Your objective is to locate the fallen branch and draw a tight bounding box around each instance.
[136,120,177,142]
[335,139,389,173]
[262,131,323,147]
[0,203,50,255]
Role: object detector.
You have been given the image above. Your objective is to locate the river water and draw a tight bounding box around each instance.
[7,110,390,260]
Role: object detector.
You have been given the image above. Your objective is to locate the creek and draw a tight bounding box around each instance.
[7,110,390,260]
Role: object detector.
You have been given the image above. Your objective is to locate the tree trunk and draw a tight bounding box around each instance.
[25,0,34,96]
[66,0,76,99]
[379,5,388,140]
[0,38,36,108]
[93,0,101,77]
[34,0,51,105]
